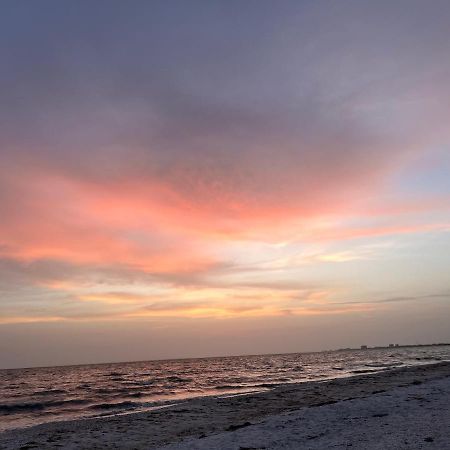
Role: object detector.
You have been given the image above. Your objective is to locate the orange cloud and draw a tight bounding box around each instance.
[2,163,447,271]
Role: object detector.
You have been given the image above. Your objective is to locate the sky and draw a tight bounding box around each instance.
[1,0,450,369]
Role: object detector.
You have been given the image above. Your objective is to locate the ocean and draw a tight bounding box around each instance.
[1,345,449,432]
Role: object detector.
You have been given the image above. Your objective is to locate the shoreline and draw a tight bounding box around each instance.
[1,361,449,449]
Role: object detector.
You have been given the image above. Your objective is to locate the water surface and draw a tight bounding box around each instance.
[1,345,449,432]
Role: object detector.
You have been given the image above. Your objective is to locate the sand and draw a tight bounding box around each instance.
[0,362,449,450]
[163,373,450,450]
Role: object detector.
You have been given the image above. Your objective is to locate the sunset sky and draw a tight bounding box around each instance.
[1,0,450,369]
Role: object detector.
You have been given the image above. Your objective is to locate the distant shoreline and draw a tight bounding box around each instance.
[2,342,449,371]
[334,342,450,351]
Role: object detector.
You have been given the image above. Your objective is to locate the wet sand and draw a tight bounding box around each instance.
[0,362,449,449]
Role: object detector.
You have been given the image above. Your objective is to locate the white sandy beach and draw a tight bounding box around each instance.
[0,362,449,450]
[162,375,450,449]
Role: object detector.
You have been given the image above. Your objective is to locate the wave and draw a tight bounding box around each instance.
[166,376,192,383]
[365,362,401,368]
[249,383,281,388]
[126,392,145,398]
[214,382,277,390]
[126,379,157,386]
[33,389,67,396]
[89,401,138,410]
[214,385,239,390]
[415,356,440,361]
[350,369,380,374]
[0,398,89,414]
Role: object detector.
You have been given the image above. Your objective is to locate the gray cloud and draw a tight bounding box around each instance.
[1,1,450,215]
[333,292,450,306]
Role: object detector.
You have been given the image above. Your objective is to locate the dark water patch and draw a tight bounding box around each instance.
[127,379,156,386]
[89,401,138,410]
[227,421,252,431]
[351,369,379,374]
[251,383,280,388]
[166,376,192,383]
[94,388,113,394]
[415,356,439,361]
[214,385,240,390]
[0,399,90,414]
[126,392,145,398]
[33,389,67,396]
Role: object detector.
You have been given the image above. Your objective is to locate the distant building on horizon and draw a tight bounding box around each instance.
[361,345,368,350]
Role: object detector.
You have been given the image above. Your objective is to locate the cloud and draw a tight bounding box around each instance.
[0,284,372,324]
[2,1,450,224]
[334,292,450,307]
[1,1,450,333]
